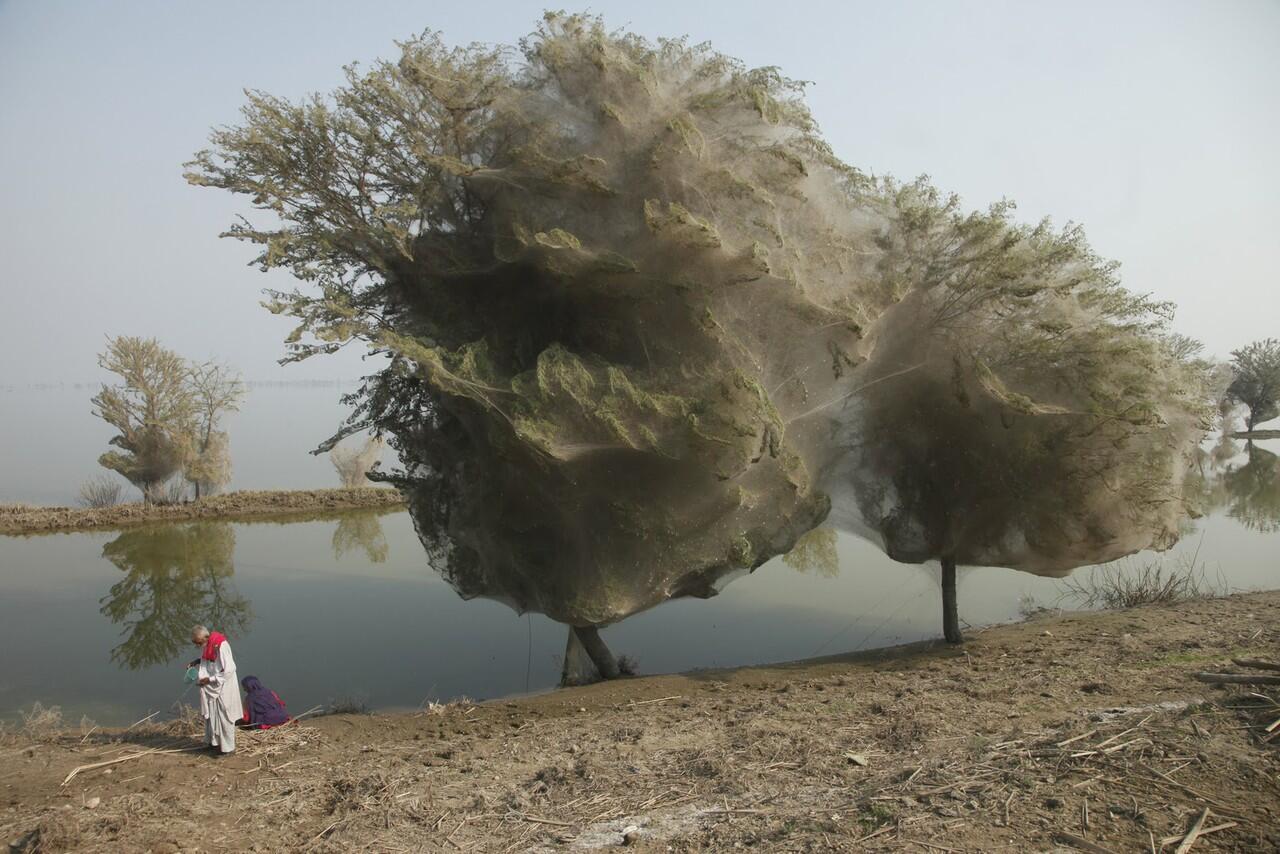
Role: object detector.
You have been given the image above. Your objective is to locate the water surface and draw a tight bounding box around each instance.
[2,435,1275,725]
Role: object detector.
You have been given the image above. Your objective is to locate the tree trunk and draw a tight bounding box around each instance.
[572,625,620,680]
[560,627,599,686]
[941,557,963,644]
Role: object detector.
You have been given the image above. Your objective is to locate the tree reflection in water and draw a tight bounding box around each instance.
[1186,436,1280,534]
[99,522,252,670]
[1224,444,1280,533]
[331,510,389,564]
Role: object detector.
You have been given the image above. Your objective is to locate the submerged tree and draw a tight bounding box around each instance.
[186,362,246,498]
[189,14,1209,668]
[1227,338,1280,432]
[92,337,195,504]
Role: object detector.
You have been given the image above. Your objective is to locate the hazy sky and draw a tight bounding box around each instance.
[1,0,1276,383]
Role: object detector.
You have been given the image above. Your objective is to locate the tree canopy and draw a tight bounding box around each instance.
[1227,338,1280,432]
[91,337,246,503]
[189,14,1211,626]
[92,337,196,503]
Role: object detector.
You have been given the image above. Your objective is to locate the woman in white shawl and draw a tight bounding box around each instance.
[189,625,244,755]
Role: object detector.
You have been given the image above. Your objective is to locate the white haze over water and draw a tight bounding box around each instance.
[0,0,1277,389]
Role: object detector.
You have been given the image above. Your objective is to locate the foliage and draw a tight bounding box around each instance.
[783,527,839,577]
[91,337,245,503]
[186,362,246,498]
[188,14,1211,625]
[77,475,124,508]
[330,435,384,488]
[1227,338,1280,431]
[91,337,195,503]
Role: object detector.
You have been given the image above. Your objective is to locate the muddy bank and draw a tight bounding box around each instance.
[2,591,1278,852]
[0,488,405,536]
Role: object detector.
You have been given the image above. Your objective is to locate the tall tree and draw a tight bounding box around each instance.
[91,337,195,504]
[1227,338,1280,432]
[188,14,1210,669]
[186,362,246,498]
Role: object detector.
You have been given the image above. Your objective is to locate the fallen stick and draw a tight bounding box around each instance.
[901,839,959,853]
[1056,729,1098,748]
[1160,821,1237,847]
[1231,658,1280,672]
[1052,832,1119,854]
[1191,672,1280,685]
[626,695,681,707]
[851,825,893,845]
[61,746,203,786]
[1173,807,1210,854]
[1143,766,1237,815]
[510,812,573,827]
[124,711,160,731]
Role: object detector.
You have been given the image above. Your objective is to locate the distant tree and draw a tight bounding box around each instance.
[1227,338,1280,432]
[330,435,384,488]
[91,337,195,504]
[186,362,246,499]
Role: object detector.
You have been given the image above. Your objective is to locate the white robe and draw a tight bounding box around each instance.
[198,641,243,753]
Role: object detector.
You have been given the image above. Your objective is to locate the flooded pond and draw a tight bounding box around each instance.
[2,434,1276,725]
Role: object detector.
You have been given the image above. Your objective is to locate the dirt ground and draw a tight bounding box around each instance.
[2,591,1278,853]
[0,488,405,536]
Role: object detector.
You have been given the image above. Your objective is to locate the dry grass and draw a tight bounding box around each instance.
[19,702,64,742]
[77,476,123,508]
[0,487,404,535]
[1063,554,1227,610]
[3,593,1277,852]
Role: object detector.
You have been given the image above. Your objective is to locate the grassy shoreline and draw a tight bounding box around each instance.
[3,590,1277,851]
[0,487,405,536]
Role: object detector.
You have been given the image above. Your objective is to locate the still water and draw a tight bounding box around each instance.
[1,381,1276,723]
[1,432,1275,725]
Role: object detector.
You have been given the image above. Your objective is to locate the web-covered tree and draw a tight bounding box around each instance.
[188,14,1209,668]
[91,337,195,504]
[329,435,384,488]
[186,361,246,499]
[828,183,1212,641]
[188,15,874,675]
[1227,338,1280,432]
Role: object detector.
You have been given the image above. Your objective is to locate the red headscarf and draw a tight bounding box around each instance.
[201,631,227,662]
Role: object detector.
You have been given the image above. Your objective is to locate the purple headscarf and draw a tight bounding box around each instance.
[240,676,291,728]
